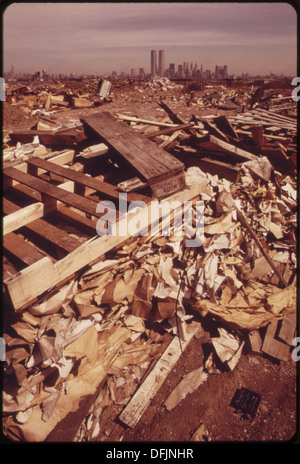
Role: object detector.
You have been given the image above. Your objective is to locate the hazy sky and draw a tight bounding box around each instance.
[3,2,298,76]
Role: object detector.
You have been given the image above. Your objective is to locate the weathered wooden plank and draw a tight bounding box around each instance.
[119,322,200,429]
[81,112,184,184]
[3,167,106,219]
[9,129,87,146]
[25,157,151,205]
[197,135,258,162]
[261,319,291,362]
[3,232,48,267]
[3,201,45,235]
[3,199,82,253]
[116,114,179,128]
[278,313,296,345]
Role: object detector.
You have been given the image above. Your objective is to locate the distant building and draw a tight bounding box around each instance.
[158,50,165,77]
[139,68,145,79]
[150,50,157,76]
[178,64,183,78]
[131,68,135,78]
[215,65,228,79]
[169,63,175,78]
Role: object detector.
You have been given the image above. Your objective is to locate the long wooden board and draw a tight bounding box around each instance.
[3,166,108,219]
[119,322,200,429]
[81,112,184,184]
[3,198,82,253]
[197,134,258,162]
[26,157,150,205]
[9,129,87,146]
[3,201,46,235]
[3,232,48,267]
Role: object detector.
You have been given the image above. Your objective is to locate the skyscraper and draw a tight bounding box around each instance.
[158,50,165,77]
[151,50,157,77]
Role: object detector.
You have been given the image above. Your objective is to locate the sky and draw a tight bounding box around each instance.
[2,2,298,77]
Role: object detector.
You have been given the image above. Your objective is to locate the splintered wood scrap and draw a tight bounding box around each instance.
[197,134,258,163]
[116,113,180,128]
[235,206,288,287]
[118,321,201,429]
[146,123,194,139]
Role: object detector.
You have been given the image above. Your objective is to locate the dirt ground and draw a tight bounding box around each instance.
[122,316,298,443]
[2,81,298,444]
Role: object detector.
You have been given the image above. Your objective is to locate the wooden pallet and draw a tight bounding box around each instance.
[2,153,201,313]
[81,112,186,199]
[3,155,152,311]
[229,108,297,132]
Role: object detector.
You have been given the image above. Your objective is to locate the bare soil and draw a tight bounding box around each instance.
[122,316,298,443]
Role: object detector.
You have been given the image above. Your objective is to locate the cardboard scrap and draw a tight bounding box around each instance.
[211,327,244,370]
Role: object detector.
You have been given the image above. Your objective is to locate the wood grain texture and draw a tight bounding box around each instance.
[81,112,184,184]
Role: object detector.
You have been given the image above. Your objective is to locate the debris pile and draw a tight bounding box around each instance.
[3,162,296,441]
[4,78,112,117]
[2,76,297,442]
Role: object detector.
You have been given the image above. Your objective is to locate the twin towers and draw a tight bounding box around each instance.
[150,50,165,77]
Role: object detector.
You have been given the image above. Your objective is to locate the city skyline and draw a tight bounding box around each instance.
[3,3,297,77]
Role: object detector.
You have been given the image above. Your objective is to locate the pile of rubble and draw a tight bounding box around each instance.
[5,78,112,116]
[2,77,297,442]
[3,164,296,441]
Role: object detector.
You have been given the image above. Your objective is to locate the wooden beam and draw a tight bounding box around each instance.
[3,198,83,253]
[9,130,87,146]
[25,157,151,205]
[3,166,109,219]
[119,321,200,429]
[3,202,46,235]
[197,134,258,162]
[116,114,180,128]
